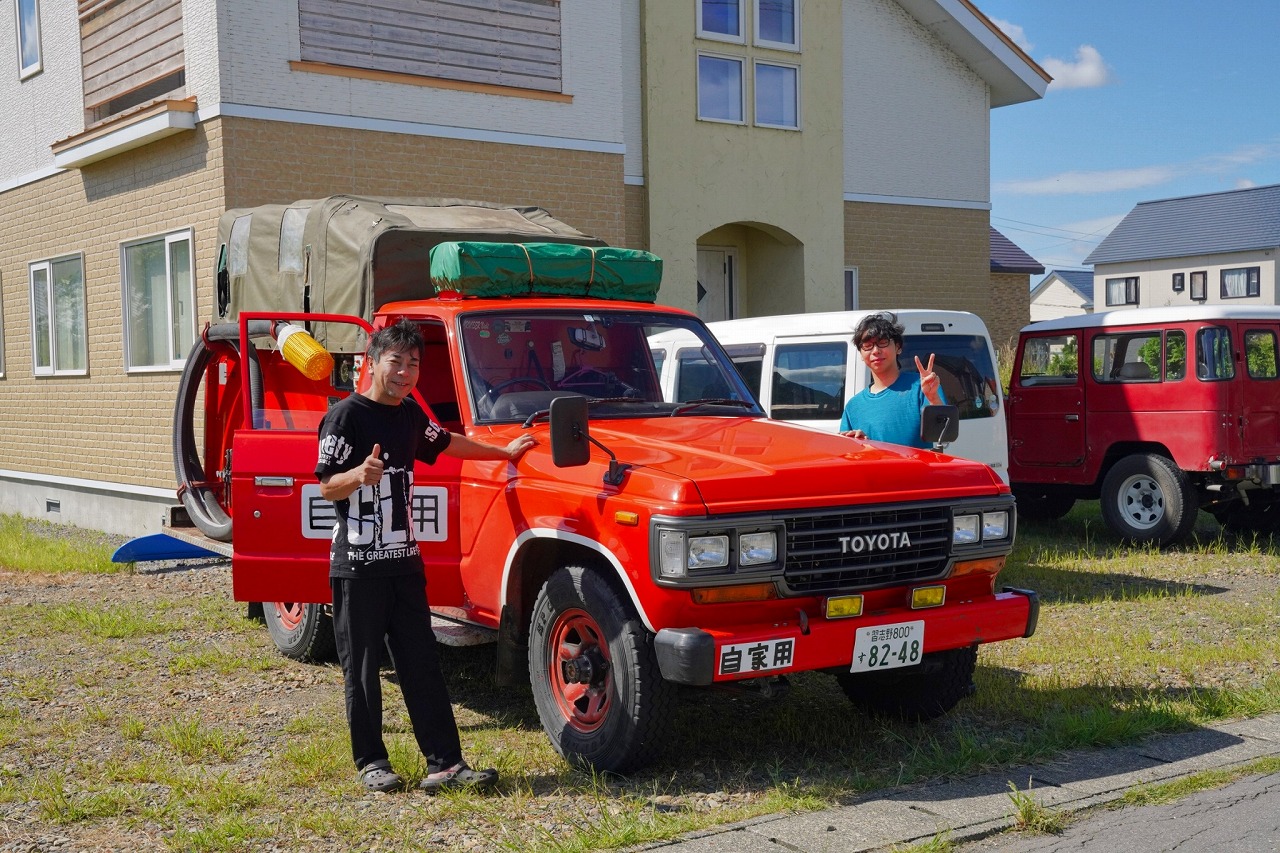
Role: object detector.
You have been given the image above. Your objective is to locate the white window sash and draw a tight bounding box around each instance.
[754,60,799,128]
[697,53,745,123]
[697,0,745,43]
[15,0,42,79]
[754,0,799,50]
[123,230,194,371]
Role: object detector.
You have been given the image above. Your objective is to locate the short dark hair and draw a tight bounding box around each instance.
[367,318,423,363]
[853,311,904,350]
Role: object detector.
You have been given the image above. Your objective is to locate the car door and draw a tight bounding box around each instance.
[1007,331,1087,475]
[1238,321,1280,460]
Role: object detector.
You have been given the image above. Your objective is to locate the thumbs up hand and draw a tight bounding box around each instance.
[357,443,385,485]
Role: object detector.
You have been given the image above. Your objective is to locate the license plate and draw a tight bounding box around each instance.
[850,620,924,673]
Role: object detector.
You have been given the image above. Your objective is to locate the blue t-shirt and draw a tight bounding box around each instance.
[838,373,942,449]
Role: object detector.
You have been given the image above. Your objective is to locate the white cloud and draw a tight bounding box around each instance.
[1042,45,1111,90]
[1236,178,1258,189]
[991,18,1032,53]
[998,166,1177,196]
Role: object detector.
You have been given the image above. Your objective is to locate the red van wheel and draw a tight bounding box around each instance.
[528,566,672,773]
[1100,453,1197,546]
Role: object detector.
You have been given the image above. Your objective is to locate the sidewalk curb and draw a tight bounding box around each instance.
[633,714,1280,852]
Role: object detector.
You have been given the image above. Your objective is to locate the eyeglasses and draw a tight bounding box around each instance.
[858,338,894,352]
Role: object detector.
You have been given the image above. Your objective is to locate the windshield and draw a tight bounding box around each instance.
[460,310,761,423]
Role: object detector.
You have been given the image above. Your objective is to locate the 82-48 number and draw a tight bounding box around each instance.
[850,620,924,673]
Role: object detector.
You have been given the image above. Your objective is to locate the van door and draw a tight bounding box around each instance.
[1008,331,1086,472]
[1239,323,1280,460]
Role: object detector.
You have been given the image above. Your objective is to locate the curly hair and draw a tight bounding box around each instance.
[852,311,904,351]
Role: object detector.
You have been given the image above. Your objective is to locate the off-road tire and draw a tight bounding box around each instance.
[1100,453,1197,546]
[264,601,336,662]
[528,566,673,773]
[1013,488,1076,522]
[835,645,978,721]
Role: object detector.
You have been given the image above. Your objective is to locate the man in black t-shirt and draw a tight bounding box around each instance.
[316,318,535,793]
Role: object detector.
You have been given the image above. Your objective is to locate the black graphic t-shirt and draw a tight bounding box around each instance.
[314,394,451,579]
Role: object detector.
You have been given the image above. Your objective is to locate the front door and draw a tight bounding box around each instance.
[696,248,735,322]
[1007,332,1087,477]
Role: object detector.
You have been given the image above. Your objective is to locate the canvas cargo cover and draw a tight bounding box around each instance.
[213,196,605,351]
[429,241,662,301]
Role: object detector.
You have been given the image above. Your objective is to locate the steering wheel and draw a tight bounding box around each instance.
[484,376,551,402]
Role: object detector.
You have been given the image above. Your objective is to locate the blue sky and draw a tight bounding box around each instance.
[979,0,1280,274]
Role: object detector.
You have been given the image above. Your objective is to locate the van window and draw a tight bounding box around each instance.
[1166,331,1186,380]
[900,335,1000,419]
[1245,330,1278,379]
[1197,327,1234,380]
[723,343,765,396]
[771,342,846,420]
[1092,332,1161,382]
[1018,334,1078,386]
[675,346,733,400]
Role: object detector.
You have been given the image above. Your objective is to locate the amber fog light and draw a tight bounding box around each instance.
[825,595,864,619]
[910,585,946,609]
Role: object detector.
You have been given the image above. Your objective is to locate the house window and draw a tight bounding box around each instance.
[698,0,743,42]
[1172,272,1185,293]
[754,61,798,128]
[697,53,744,123]
[844,268,859,310]
[1105,276,1139,306]
[30,255,87,376]
[298,0,562,93]
[123,230,195,371]
[15,0,40,78]
[1221,266,1260,299]
[1190,270,1207,301]
[755,0,798,49]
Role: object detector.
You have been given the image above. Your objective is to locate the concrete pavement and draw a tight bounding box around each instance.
[632,713,1280,853]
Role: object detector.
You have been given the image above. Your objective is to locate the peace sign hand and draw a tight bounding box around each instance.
[915,354,943,404]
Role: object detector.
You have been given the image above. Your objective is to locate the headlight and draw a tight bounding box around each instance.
[739,531,777,566]
[688,535,729,569]
[953,514,980,545]
[982,511,1009,540]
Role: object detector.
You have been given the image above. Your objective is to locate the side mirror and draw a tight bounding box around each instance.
[921,404,960,447]
[549,395,591,468]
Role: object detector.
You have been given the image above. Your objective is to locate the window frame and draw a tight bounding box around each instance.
[1172,272,1185,293]
[29,253,87,377]
[696,52,746,124]
[697,0,745,43]
[121,228,196,373]
[753,0,799,51]
[1105,276,1139,307]
[1244,329,1278,380]
[14,0,40,79]
[1220,266,1261,300]
[753,59,800,129]
[1190,270,1207,301]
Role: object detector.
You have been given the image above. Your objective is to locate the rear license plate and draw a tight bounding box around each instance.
[850,620,924,673]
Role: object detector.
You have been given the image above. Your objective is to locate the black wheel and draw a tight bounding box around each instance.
[528,566,673,773]
[1217,498,1280,535]
[836,645,977,721]
[264,602,336,662]
[1100,453,1197,545]
[1013,488,1075,522]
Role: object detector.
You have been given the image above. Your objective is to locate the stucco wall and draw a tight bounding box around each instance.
[843,0,990,203]
[1093,251,1280,309]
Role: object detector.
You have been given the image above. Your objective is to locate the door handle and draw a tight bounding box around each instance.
[255,476,294,487]
[1065,414,1080,422]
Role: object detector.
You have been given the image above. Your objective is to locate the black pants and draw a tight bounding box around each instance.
[330,572,463,773]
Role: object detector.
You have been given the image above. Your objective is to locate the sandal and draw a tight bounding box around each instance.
[359,763,404,793]
[419,760,498,793]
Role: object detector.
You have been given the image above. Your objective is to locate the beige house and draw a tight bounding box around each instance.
[1030,269,1094,323]
[0,0,1047,536]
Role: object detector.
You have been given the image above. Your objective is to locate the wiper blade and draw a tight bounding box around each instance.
[521,396,649,428]
[670,398,755,417]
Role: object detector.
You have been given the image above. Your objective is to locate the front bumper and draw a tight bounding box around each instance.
[654,586,1039,686]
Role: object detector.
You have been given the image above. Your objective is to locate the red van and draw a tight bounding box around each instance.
[1006,306,1280,544]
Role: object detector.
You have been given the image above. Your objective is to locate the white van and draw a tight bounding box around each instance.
[651,310,1008,481]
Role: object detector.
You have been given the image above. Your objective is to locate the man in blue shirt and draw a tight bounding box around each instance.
[839,312,944,449]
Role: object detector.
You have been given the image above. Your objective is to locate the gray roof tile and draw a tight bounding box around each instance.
[990,226,1044,273]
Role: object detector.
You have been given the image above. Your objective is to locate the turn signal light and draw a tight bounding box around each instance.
[691,583,778,604]
[950,556,1006,577]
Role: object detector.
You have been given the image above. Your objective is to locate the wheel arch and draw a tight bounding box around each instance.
[500,529,656,642]
[1094,441,1178,490]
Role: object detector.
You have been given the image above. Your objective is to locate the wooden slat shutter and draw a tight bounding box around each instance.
[299,0,562,93]
[79,0,185,112]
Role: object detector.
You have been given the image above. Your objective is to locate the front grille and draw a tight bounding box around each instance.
[784,504,951,594]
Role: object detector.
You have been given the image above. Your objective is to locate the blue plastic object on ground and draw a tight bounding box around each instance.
[111,533,224,563]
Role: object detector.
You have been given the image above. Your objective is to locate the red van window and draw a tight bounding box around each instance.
[1245,330,1279,379]
[1196,327,1234,380]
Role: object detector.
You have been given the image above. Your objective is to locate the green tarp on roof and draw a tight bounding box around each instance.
[429,241,662,302]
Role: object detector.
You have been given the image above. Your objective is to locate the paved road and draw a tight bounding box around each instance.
[961,771,1280,852]
[633,714,1280,853]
